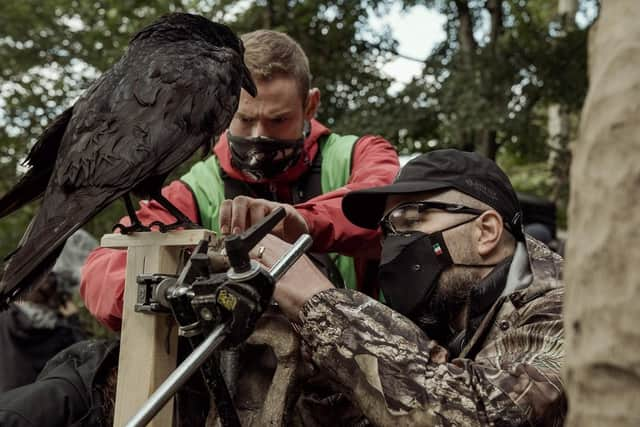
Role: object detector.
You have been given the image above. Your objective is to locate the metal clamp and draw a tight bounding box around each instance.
[134,273,176,313]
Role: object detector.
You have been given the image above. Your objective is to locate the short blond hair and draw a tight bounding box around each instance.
[241,30,311,103]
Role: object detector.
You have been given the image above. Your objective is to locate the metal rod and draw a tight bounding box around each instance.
[269,234,313,281]
[126,323,228,427]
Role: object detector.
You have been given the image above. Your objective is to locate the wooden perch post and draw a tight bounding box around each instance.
[101,229,215,427]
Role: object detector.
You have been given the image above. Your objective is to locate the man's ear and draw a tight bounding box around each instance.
[304,88,321,120]
[476,210,504,257]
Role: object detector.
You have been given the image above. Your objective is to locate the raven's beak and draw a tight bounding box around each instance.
[241,63,257,97]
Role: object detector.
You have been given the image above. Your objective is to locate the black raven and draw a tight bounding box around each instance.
[0,13,257,306]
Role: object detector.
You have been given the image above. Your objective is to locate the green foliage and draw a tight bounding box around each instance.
[208,0,399,134]
[385,0,594,230]
[390,0,592,158]
[0,0,596,256]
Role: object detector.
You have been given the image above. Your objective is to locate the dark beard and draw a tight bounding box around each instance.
[410,266,482,344]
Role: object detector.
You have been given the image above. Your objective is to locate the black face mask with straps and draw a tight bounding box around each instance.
[378,216,497,318]
[227,121,310,181]
[228,132,304,181]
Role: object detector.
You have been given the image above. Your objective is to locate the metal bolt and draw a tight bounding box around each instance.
[200,307,214,321]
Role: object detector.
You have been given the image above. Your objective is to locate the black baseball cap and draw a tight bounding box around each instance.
[342,149,524,241]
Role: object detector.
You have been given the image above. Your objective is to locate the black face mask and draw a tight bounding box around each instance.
[228,129,306,181]
[378,216,483,318]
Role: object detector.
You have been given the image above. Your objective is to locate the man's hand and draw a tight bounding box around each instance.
[252,234,333,320]
[219,196,309,243]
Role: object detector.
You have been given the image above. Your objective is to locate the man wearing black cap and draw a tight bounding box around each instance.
[259,149,566,425]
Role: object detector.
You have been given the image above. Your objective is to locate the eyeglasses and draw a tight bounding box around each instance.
[380,201,485,236]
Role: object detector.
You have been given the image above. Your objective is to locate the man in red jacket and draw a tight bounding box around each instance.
[80,29,399,331]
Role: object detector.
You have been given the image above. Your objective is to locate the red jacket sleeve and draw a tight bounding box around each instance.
[79,180,199,331]
[296,135,399,258]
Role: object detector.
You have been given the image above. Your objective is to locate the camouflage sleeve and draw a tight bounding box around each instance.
[298,288,565,426]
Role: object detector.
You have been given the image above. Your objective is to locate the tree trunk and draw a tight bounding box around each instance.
[453,0,477,65]
[482,0,502,160]
[486,0,502,53]
[559,0,578,16]
[477,129,498,160]
[547,103,571,202]
[565,1,640,426]
[262,0,276,28]
[452,1,503,157]
[547,0,578,204]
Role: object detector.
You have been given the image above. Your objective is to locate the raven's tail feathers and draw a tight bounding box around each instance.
[0,107,73,219]
[0,170,48,219]
[0,189,113,306]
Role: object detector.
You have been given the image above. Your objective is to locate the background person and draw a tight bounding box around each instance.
[0,229,97,392]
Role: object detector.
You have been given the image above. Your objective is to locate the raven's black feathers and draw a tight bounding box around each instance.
[0,13,256,304]
[0,107,73,219]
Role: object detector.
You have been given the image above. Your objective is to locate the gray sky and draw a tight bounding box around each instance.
[373,4,447,92]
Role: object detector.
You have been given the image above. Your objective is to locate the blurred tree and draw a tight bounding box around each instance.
[0,0,189,256]
[393,0,594,159]
[0,0,598,253]
[204,0,399,133]
[385,0,596,227]
[0,0,400,256]
[546,0,577,223]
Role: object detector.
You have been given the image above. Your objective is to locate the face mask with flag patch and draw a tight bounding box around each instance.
[378,216,492,318]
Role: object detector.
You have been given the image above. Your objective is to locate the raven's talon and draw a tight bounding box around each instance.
[112,222,151,234]
[148,221,168,233]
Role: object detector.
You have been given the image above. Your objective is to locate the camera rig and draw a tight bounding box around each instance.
[125,207,312,427]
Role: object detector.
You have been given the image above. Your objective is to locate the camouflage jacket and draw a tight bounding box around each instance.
[297,236,565,426]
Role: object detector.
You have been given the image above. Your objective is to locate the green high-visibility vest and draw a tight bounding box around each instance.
[181,133,359,289]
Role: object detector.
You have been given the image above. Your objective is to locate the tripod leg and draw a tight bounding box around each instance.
[191,346,241,427]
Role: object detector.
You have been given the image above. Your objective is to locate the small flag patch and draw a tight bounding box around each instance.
[433,243,443,255]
